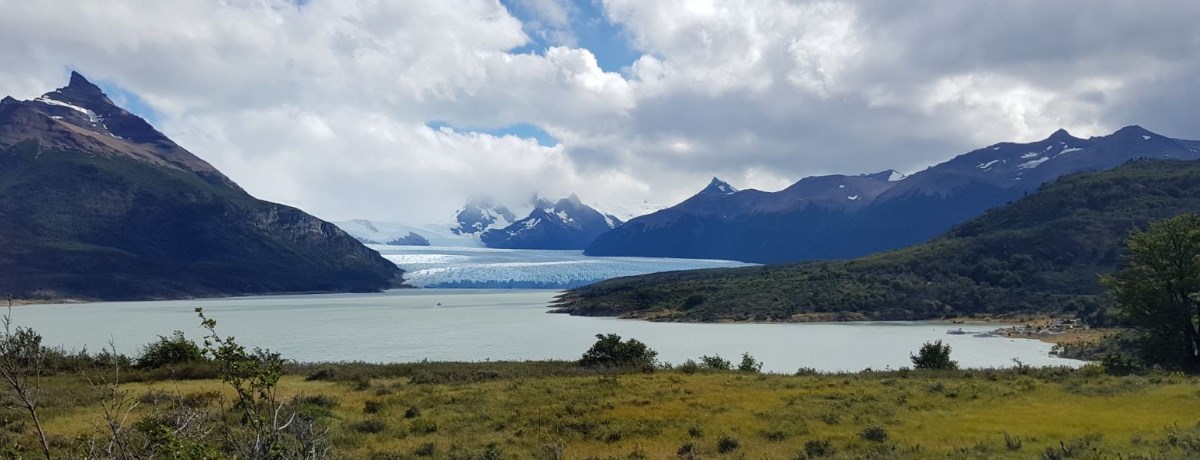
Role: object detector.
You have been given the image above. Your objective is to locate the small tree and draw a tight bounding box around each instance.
[737,353,763,373]
[1103,213,1200,370]
[911,340,957,370]
[699,354,732,371]
[579,334,657,370]
[0,310,52,459]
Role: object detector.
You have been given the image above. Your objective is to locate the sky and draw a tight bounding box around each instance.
[1,0,1199,223]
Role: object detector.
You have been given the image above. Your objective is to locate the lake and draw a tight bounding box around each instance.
[12,289,1081,373]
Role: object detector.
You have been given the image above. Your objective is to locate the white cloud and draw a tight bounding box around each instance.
[1,0,1199,223]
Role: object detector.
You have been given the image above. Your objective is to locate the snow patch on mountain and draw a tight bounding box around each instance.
[1017,157,1050,169]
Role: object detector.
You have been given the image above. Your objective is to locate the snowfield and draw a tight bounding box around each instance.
[375,245,753,289]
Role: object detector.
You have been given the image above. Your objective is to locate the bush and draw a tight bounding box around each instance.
[804,439,835,457]
[911,340,958,370]
[350,418,387,434]
[738,353,763,373]
[860,425,889,442]
[1101,353,1139,376]
[135,331,205,370]
[699,355,731,371]
[579,334,658,370]
[364,400,383,414]
[405,405,421,419]
[717,434,740,453]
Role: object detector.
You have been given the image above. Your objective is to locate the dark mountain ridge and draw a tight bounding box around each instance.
[585,127,1200,263]
[0,72,403,301]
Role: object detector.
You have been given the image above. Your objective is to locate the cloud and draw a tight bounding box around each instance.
[1,0,1198,222]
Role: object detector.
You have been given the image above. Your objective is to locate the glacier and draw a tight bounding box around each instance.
[375,245,753,289]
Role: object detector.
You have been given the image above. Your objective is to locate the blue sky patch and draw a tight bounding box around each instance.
[95,79,161,124]
[499,0,641,73]
[427,121,560,147]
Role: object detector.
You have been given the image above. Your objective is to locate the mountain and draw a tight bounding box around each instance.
[585,169,907,261]
[480,194,623,249]
[585,127,1200,263]
[386,232,430,246]
[451,196,518,235]
[555,158,1200,322]
[0,72,403,301]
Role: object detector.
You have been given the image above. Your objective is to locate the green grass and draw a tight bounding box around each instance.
[8,362,1200,459]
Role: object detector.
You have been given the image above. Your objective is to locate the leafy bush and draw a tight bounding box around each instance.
[911,340,958,370]
[135,331,205,370]
[579,334,658,370]
[699,355,731,370]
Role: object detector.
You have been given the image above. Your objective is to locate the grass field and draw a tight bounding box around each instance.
[7,361,1200,459]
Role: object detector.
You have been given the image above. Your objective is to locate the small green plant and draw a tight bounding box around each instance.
[688,423,704,438]
[1004,432,1023,451]
[911,340,958,370]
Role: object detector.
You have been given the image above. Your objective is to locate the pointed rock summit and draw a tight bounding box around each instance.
[699,177,738,195]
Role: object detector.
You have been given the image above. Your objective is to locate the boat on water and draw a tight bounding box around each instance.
[946,328,966,335]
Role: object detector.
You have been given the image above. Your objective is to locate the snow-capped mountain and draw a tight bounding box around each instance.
[585,126,1200,263]
[480,194,624,249]
[451,196,518,235]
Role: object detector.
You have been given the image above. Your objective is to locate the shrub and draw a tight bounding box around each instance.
[364,400,383,414]
[717,434,740,453]
[911,340,958,370]
[294,394,338,409]
[135,331,204,370]
[1004,432,1023,451]
[676,442,697,458]
[579,334,658,370]
[1101,353,1139,376]
[350,418,387,434]
[688,424,704,438]
[860,425,889,442]
[699,355,731,371]
[804,438,836,457]
[738,353,763,373]
[405,405,422,418]
[414,442,436,457]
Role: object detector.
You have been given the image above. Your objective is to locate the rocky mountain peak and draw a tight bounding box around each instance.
[700,177,738,195]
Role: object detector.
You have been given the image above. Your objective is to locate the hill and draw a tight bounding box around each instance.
[555,159,1200,321]
[0,72,402,300]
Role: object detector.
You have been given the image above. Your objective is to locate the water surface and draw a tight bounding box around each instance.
[14,290,1080,373]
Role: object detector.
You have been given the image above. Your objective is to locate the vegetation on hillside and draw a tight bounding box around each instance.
[0,142,401,301]
[1104,213,1200,370]
[555,159,1200,322]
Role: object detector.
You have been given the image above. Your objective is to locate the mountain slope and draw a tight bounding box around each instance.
[554,159,1200,321]
[585,171,906,261]
[0,72,402,301]
[585,128,1200,263]
[481,194,622,249]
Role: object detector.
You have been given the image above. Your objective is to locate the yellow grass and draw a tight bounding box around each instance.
[19,368,1200,459]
